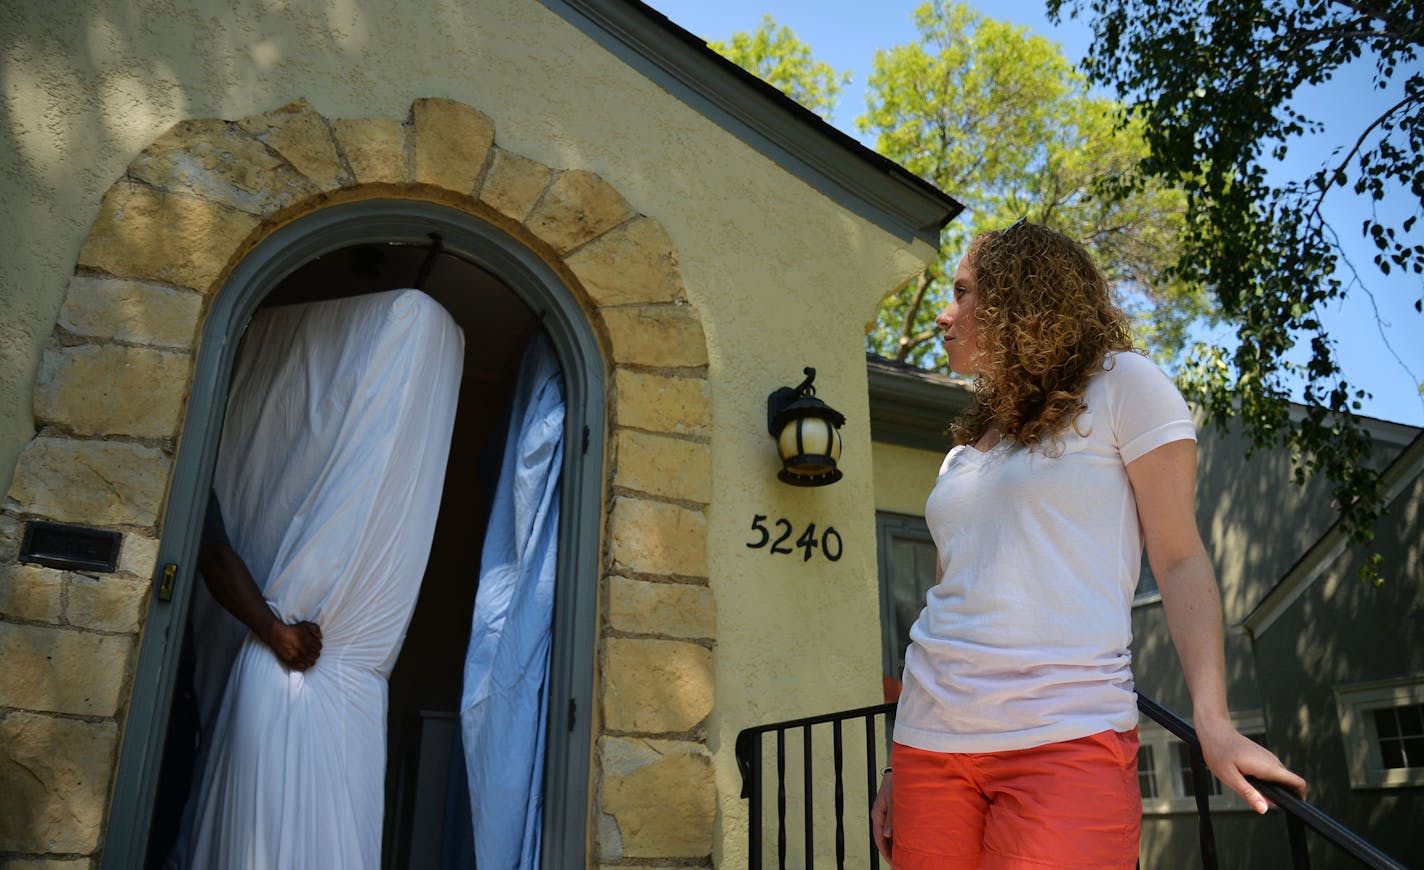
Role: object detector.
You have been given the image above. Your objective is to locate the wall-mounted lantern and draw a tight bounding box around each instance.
[766,367,845,486]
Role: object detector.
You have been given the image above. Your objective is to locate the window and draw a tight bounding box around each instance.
[1335,676,1424,788]
[875,513,939,694]
[1173,743,1224,798]
[1138,713,1266,814]
[1137,744,1159,799]
[1374,704,1424,770]
[1133,549,1161,606]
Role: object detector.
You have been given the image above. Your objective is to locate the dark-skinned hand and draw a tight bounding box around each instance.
[265,620,323,671]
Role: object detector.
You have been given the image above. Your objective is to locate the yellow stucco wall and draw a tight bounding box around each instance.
[1,0,937,863]
[871,442,945,518]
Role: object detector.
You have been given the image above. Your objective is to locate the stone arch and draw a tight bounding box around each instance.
[3,97,715,864]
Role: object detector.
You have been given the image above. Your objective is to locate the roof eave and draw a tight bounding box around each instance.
[537,0,964,248]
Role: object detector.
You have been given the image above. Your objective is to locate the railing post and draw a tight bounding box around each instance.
[864,712,880,870]
[803,725,814,869]
[1186,744,1218,869]
[833,720,845,870]
[777,729,787,870]
[1286,812,1310,870]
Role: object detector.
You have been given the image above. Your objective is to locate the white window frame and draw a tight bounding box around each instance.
[1334,675,1424,789]
[1138,711,1266,815]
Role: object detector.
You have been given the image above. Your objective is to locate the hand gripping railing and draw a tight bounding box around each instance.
[1135,694,1408,870]
[734,694,1408,870]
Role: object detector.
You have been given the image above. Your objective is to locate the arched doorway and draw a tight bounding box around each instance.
[105,198,606,868]
[5,96,717,868]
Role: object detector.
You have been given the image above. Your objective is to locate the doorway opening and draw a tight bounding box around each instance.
[110,200,603,870]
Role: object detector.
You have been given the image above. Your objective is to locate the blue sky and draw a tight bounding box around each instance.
[645,0,1424,427]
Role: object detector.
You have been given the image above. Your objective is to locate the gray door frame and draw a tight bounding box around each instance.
[103,198,604,869]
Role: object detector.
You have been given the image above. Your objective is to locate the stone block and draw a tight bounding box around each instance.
[477,148,553,223]
[613,370,710,439]
[412,97,495,195]
[331,118,409,184]
[602,637,713,734]
[8,438,170,527]
[117,533,160,580]
[524,170,635,255]
[236,97,351,190]
[77,182,259,293]
[2,860,93,869]
[565,217,684,306]
[0,563,64,624]
[598,736,715,859]
[607,576,715,640]
[0,711,117,854]
[612,429,710,504]
[66,574,148,634]
[0,623,132,716]
[599,304,707,369]
[35,344,190,439]
[608,497,706,578]
[0,513,20,559]
[58,275,202,348]
[128,118,321,215]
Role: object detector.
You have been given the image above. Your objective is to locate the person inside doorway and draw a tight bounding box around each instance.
[197,489,323,671]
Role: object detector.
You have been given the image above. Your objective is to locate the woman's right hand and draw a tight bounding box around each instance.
[870,770,893,864]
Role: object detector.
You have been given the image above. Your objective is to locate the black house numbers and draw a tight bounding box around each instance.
[745,514,843,562]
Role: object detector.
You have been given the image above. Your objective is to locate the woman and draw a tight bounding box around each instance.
[870,221,1305,869]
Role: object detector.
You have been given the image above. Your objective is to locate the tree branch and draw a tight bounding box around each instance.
[895,271,935,362]
[1307,90,1422,226]
[1330,0,1424,47]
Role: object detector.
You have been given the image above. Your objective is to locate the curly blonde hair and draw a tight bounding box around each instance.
[951,221,1138,452]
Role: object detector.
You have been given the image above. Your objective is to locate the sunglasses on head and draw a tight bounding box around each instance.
[1003,217,1027,234]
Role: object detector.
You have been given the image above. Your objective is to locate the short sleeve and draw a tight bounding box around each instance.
[1100,352,1196,464]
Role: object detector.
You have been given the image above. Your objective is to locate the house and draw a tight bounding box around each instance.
[0,0,961,866]
[866,357,1424,868]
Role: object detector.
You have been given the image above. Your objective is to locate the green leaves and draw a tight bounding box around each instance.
[1052,0,1424,582]
[858,1,1208,367]
[709,15,851,120]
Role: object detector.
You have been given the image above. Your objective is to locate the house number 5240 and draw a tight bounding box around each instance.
[745,515,843,562]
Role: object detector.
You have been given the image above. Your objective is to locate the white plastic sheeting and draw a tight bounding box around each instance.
[460,333,564,869]
[184,289,463,869]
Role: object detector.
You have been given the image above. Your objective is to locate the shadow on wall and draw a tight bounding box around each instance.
[1249,470,1424,868]
[1,0,666,494]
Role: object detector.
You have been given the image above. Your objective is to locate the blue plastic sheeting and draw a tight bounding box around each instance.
[460,333,564,870]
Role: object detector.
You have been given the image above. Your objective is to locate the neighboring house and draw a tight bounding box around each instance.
[0,1,962,867]
[866,355,1423,869]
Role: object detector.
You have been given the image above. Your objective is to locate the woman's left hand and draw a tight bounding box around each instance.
[1196,719,1307,814]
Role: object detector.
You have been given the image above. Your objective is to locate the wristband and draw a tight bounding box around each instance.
[881,766,893,776]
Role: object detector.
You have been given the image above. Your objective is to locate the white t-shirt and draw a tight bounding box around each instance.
[894,351,1196,753]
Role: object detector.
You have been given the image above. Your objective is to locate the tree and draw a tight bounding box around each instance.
[858,1,1209,367]
[1048,0,1423,578]
[709,15,852,120]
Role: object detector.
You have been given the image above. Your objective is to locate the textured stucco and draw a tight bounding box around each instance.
[0,0,937,863]
[872,441,944,517]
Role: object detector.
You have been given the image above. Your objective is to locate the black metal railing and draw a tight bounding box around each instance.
[734,694,1408,870]
[734,702,896,870]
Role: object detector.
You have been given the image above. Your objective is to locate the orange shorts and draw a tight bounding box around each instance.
[890,730,1141,869]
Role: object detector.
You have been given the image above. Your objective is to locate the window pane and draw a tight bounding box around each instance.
[1174,743,1222,797]
[1396,703,1423,735]
[1135,550,1158,598]
[1401,736,1424,769]
[1137,744,1157,799]
[1375,707,1401,739]
[1380,737,1406,769]
[878,515,939,684]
